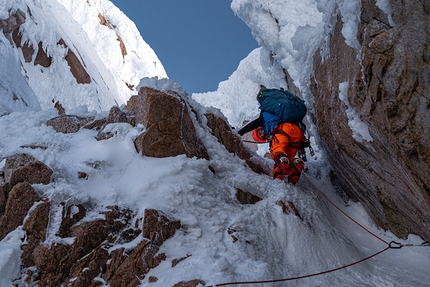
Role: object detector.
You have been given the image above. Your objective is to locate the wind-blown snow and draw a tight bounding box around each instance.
[376,0,395,27]
[1,0,429,286]
[193,47,288,128]
[194,0,364,129]
[0,33,41,115]
[0,0,166,112]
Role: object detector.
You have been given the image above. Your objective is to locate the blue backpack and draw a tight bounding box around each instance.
[257,88,307,135]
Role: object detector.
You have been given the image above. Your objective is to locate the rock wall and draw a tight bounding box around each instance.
[311,0,430,239]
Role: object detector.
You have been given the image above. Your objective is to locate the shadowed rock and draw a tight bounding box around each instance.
[235,188,263,205]
[23,205,180,287]
[310,0,430,238]
[0,182,40,240]
[205,113,270,176]
[22,200,50,267]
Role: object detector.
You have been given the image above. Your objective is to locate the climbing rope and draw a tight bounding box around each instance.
[299,168,429,248]
[299,170,388,244]
[206,246,389,287]
[205,161,429,287]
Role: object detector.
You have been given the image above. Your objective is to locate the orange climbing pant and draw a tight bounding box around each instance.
[270,123,303,162]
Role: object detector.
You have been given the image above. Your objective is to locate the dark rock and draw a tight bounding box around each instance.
[68,245,109,287]
[104,209,180,287]
[54,101,66,115]
[46,115,93,134]
[0,182,40,240]
[95,106,135,140]
[128,87,209,159]
[310,0,430,239]
[22,200,50,267]
[57,204,86,238]
[58,39,91,84]
[3,153,53,186]
[34,41,52,67]
[277,200,302,220]
[82,118,107,131]
[235,188,263,205]
[148,276,158,282]
[172,254,191,267]
[33,243,71,286]
[29,205,143,286]
[77,171,88,179]
[142,209,181,246]
[19,145,48,150]
[0,183,11,216]
[205,113,250,160]
[205,113,270,176]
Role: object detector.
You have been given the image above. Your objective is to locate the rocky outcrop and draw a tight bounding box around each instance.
[125,87,267,174]
[205,113,270,176]
[4,9,51,68]
[20,205,181,287]
[0,87,270,284]
[57,39,91,84]
[98,13,127,57]
[0,153,52,240]
[127,87,210,159]
[47,115,95,134]
[311,0,430,239]
[0,9,25,43]
[46,105,135,137]
[235,187,263,205]
[0,182,40,240]
[2,153,52,187]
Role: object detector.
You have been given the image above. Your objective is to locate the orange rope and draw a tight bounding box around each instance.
[299,170,389,245]
[206,161,428,287]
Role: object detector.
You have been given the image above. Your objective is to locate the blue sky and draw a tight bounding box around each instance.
[110,0,258,94]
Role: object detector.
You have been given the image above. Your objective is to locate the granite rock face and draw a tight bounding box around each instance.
[128,87,210,160]
[311,0,430,239]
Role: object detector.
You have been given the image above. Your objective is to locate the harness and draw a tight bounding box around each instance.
[270,122,314,161]
[270,123,304,149]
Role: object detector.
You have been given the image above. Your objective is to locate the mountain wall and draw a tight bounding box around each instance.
[311,0,430,239]
[229,0,429,240]
[0,0,166,113]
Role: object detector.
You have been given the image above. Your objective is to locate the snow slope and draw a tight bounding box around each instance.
[1,84,429,286]
[0,0,166,112]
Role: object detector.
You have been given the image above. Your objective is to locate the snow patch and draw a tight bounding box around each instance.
[339,82,373,143]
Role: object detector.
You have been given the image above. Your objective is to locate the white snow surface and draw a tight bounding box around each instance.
[0,0,429,287]
[339,82,373,143]
[0,0,166,113]
[0,32,41,116]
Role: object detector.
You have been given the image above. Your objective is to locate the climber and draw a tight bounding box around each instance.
[238,86,306,184]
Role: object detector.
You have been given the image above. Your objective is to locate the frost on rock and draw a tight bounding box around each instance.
[338,82,373,143]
